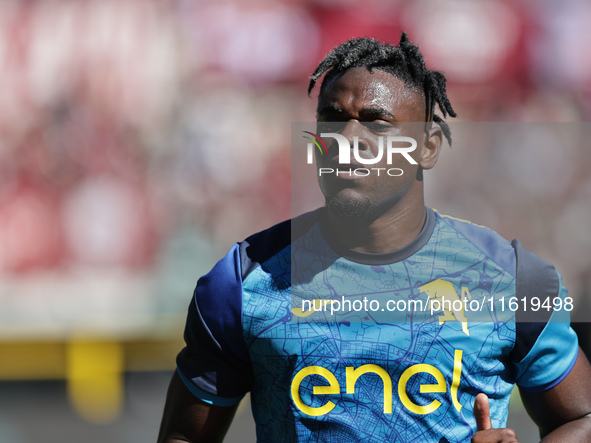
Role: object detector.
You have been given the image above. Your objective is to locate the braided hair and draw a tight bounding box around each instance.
[308,33,456,146]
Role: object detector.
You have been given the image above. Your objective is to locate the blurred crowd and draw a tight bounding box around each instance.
[0,0,590,324]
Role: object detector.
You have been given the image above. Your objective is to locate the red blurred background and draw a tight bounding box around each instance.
[0,0,589,441]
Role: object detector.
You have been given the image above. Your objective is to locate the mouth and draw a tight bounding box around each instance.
[326,154,364,170]
[319,165,369,181]
[316,154,369,181]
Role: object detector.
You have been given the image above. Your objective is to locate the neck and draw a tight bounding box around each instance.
[325,192,427,254]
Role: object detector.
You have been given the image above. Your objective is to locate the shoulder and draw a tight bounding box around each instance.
[239,208,322,280]
[432,209,517,276]
[510,239,560,310]
[187,209,321,354]
[194,208,322,309]
[433,209,560,293]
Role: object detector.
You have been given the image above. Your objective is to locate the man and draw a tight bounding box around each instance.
[158,34,591,442]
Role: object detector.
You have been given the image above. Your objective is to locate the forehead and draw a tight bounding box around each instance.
[318,67,426,121]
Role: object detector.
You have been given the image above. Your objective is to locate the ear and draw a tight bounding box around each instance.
[418,125,443,170]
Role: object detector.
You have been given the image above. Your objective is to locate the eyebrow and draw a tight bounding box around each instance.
[360,107,395,120]
[317,105,395,120]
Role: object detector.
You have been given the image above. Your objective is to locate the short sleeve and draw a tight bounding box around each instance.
[176,243,253,406]
[510,240,579,392]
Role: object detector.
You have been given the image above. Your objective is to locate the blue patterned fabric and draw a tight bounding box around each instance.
[176,208,578,442]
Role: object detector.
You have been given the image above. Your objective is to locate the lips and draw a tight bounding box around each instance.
[322,164,369,182]
[326,154,364,170]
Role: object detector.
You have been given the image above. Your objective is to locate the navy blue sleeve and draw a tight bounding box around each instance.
[510,240,579,391]
[176,243,253,406]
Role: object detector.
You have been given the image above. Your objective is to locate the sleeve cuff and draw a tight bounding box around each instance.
[177,368,245,407]
[518,348,579,393]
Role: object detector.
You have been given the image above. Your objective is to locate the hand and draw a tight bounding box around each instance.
[471,393,520,443]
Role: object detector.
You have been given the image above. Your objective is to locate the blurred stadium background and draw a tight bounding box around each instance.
[0,0,590,441]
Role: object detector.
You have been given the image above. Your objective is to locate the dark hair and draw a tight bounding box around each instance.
[308,33,456,145]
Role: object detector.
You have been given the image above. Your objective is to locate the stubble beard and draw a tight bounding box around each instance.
[325,195,373,219]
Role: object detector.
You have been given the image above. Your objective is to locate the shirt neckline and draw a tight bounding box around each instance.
[319,207,436,265]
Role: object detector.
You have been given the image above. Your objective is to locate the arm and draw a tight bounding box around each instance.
[158,370,239,443]
[471,347,591,443]
[521,347,591,442]
[160,244,253,442]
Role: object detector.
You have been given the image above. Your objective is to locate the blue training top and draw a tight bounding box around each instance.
[176,208,578,442]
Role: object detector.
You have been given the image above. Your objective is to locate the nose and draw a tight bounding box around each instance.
[338,120,372,157]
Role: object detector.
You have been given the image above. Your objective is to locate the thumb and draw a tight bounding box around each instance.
[474,393,492,431]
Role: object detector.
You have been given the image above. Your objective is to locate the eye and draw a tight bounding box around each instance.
[317,121,346,134]
[362,121,393,133]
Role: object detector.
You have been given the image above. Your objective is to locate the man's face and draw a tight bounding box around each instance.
[315,66,435,220]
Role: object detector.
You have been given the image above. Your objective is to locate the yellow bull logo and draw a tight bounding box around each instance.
[419,280,471,336]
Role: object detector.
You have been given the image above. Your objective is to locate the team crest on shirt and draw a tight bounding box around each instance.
[419,280,471,336]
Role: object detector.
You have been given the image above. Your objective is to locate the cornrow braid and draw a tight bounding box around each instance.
[308,33,457,146]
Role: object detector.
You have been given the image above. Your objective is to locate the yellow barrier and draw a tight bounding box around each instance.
[0,336,184,423]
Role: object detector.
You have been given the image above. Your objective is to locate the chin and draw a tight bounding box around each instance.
[325,195,373,220]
